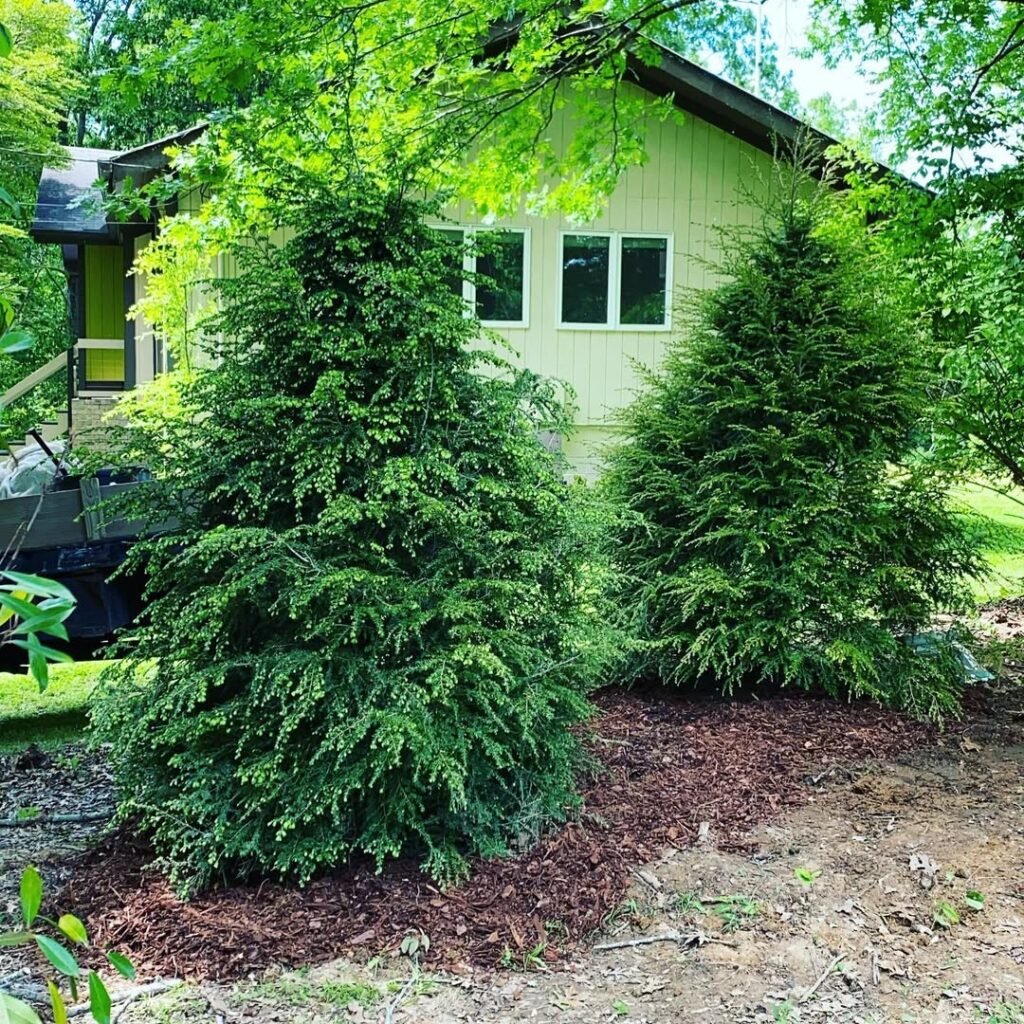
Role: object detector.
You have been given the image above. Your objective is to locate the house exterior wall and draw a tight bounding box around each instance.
[122,87,779,479]
[441,90,776,476]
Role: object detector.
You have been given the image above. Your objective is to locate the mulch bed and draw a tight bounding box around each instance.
[63,687,934,982]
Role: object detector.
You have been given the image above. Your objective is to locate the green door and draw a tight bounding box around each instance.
[83,245,126,387]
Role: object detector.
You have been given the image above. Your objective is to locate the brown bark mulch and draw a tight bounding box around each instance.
[63,688,934,982]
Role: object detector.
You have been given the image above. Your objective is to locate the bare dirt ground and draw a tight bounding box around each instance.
[3,606,1024,1023]
[110,717,1024,1024]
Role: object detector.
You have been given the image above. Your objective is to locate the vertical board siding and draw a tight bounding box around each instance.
[447,84,776,430]
[129,86,779,473]
[83,245,126,383]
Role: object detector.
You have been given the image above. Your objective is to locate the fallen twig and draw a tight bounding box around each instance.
[594,929,735,952]
[383,972,418,1024]
[631,869,662,892]
[0,968,30,989]
[0,810,113,828]
[1,981,46,1003]
[799,952,845,1004]
[67,978,183,1019]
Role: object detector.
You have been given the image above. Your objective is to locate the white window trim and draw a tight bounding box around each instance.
[557,230,673,333]
[430,225,531,330]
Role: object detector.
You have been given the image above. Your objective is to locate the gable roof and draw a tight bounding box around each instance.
[628,42,836,160]
[104,124,208,192]
[30,47,891,244]
[29,128,207,244]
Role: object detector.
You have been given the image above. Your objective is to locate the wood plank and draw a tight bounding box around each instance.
[0,480,157,554]
[0,490,88,552]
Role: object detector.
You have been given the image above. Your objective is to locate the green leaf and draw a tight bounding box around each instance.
[20,638,75,663]
[11,609,74,637]
[106,951,136,980]
[0,21,12,59]
[35,934,80,978]
[0,330,33,354]
[20,867,42,927]
[9,633,74,690]
[0,298,11,329]
[88,971,112,1024]
[29,647,48,689]
[15,619,70,643]
[0,931,32,947]
[965,890,985,911]
[0,186,19,216]
[0,591,48,622]
[0,993,43,1024]
[47,981,68,1024]
[1,572,75,602]
[57,914,88,946]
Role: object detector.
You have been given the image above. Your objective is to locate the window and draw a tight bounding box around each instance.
[561,235,611,325]
[432,226,529,327]
[559,232,671,330]
[476,232,526,323]
[620,236,669,326]
[436,228,468,299]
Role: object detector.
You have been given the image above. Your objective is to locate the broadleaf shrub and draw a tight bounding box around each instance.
[601,188,982,718]
[93,190,614,889]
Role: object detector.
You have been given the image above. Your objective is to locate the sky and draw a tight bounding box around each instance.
[759,0,877,109]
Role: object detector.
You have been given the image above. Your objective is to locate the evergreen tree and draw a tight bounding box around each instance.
[602,191,981,718]
[93,189,613,889]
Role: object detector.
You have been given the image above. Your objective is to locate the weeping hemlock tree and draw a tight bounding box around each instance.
[603,189,981,718]
[94,190,613,888]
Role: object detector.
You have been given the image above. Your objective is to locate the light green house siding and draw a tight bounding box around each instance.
[127,85,780,477]
[83,244,126,384]
[441,84,777,477]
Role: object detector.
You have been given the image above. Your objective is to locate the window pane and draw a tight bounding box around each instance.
[619,236,668,326]
[476,231,525,322]
[561,234,610,324]
[434,228,466,301]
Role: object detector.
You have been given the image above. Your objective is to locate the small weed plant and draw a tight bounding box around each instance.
[708,894,761,932]
[794,867,821,887]
[984,1006,1024,1024]
[0,866,134,1023]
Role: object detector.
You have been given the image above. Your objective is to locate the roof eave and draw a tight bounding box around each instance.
[626,48,831,158]
[101,124,208,189]
[627,41,928,195]
[29,226,120,245]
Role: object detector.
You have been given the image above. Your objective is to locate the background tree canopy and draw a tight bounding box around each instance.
[0,0,80,437]
[71,0,799,150]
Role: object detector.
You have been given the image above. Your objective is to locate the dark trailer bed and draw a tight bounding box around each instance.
[0,478,146,638]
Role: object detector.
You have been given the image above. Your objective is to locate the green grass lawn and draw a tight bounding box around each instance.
[0,661,110,753]
[953,483,1024,601]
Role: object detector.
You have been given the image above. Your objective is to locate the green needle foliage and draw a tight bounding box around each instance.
[602,186,981,718]
[93,188,613,890]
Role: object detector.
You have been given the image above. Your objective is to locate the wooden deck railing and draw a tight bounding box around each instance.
[0,351,68,409]
[0,338,124,409]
